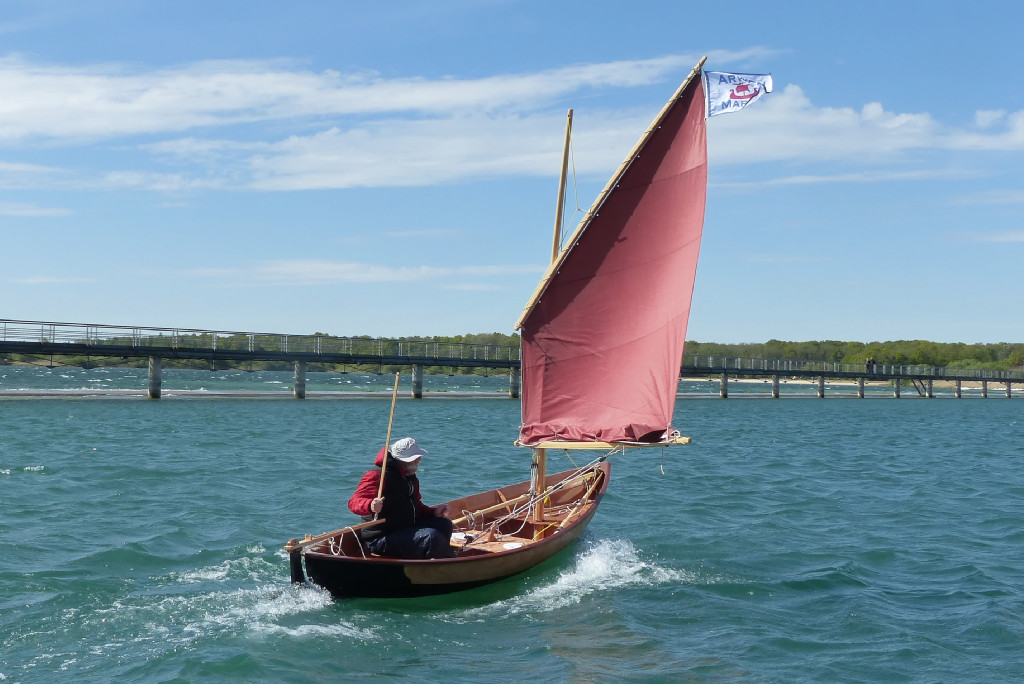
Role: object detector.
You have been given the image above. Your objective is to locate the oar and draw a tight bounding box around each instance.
[287,372,400,584]
[374,372,401,518]
[285,518,386,553]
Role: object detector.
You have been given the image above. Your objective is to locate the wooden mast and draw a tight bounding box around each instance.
[533,108,574,523]
[550,109,573,263]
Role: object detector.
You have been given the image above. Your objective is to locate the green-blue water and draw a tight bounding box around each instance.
[2,369,1023,682]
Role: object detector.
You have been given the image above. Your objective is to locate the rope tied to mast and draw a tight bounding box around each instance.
[457,454,610,547]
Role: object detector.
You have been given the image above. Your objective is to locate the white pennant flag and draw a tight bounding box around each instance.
[703,71,773,118]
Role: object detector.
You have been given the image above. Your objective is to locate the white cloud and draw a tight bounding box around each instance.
[246,116,588,189]
[3,50,1024,192]
[0,201,70,216]
[181,259,542,286]
[713,168,971,189]
[255,260,448,284]
[10,276,94,284]
[975,110,1006,128]
[0,160,70,190]
[708,85,942,164]
[708,85,1024,166]
[96,170,221,192]
[228,83,1024,190]
[0,53,723,143]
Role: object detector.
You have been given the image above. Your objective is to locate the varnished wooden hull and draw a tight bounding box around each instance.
[297,462,610,598]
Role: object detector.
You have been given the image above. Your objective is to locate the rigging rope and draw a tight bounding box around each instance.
[458,452,613,547]
[556,133,585,255]
[328,525,368,558]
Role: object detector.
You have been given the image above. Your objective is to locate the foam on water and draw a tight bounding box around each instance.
[460,539,697,619]
[8,544,377,678]
[167,546,271,584]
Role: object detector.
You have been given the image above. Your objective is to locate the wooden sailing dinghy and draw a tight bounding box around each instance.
[285,57,708,598]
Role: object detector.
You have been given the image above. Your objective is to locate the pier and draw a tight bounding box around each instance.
[0,320,521,399]
[685,356,1022,399]
[2,319,1022,399]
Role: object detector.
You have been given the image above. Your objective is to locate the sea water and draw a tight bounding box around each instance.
[2,370,1023,682]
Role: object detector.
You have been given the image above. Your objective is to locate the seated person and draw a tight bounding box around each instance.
[347,437,455,559]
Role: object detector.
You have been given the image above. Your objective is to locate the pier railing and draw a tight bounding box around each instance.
[680,355,1024,382]
[0,319,520,365]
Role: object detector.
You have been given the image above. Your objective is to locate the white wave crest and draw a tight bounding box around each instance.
[93,581,373,658]
[86,547,381,653]
[463,539,695,618]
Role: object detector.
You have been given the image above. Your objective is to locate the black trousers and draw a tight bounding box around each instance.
[367,516,455,559]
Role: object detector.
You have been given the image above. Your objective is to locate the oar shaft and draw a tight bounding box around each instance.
[285,518,386,552]
[375,372,401,506]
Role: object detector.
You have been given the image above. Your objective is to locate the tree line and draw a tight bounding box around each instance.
[3,333,1023,373]
[684,339,1024,371]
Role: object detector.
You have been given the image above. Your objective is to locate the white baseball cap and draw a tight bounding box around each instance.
[390,437,427,462]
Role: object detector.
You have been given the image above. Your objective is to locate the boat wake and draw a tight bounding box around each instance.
[461,538,696,618]
[56,546,375,665]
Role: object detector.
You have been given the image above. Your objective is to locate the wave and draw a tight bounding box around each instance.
[458,538,697,619]
[3,465,46,474]
[80,547,377,657]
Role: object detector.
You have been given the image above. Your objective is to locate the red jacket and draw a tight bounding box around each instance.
[347,446,435,520]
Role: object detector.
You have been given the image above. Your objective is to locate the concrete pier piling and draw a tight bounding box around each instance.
[411,364,423,399]
[147,356,162,399]
[293,361,306,399]
[509,367,521,399]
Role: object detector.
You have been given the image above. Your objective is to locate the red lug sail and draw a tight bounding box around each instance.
[518,70,708,445]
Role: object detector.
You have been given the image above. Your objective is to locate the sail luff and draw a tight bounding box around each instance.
[514,56,707,332]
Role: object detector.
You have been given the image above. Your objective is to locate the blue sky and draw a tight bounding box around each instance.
[1,1,1022,343]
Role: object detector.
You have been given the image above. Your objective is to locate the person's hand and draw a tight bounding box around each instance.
[370,497,384,514]
[433,503,448,516]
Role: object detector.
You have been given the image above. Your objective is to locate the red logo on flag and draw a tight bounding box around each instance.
[729,83,760,101]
